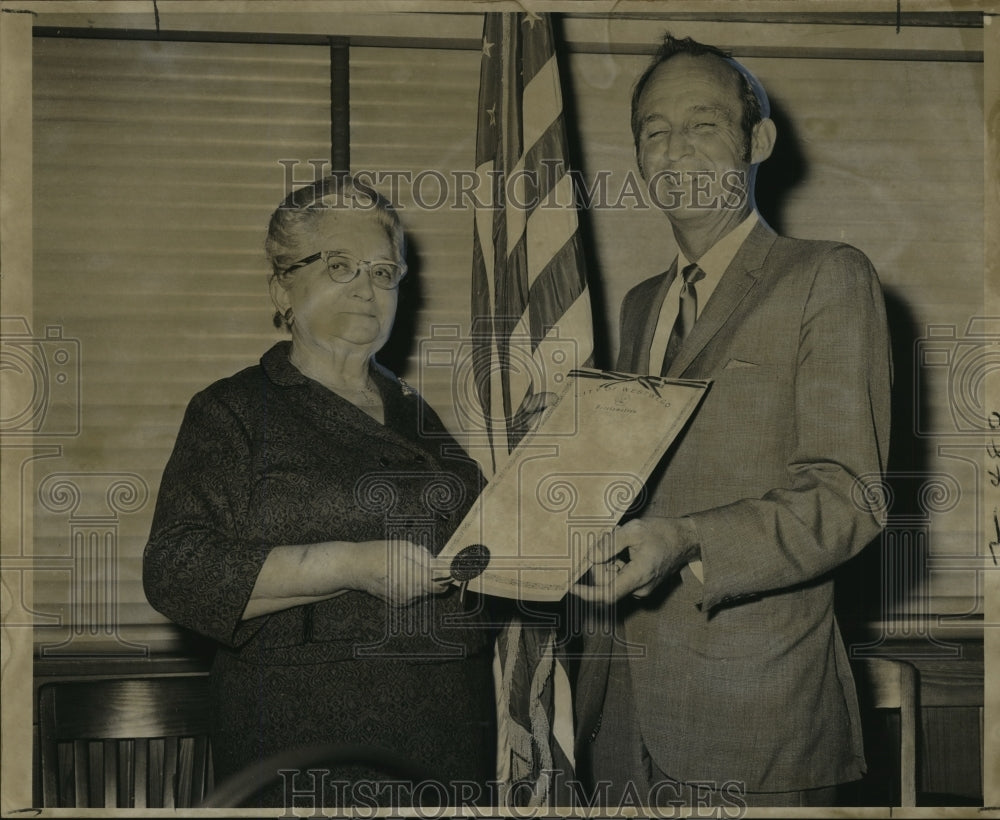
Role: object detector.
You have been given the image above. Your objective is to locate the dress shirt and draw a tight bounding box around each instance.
[648,211,759,374]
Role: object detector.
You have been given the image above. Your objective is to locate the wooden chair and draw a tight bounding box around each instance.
[851,657,919,806]
[38,675,213,808]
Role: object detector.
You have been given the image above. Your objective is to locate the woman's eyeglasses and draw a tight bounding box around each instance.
[281,252,407,290]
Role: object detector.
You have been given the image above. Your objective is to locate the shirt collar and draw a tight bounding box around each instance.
[677,211,759,279]
[261,341,309,386]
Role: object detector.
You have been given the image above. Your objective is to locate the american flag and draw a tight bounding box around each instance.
[470,11,593,806]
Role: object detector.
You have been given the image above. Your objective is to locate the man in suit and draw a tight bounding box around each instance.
[572,34,891,808]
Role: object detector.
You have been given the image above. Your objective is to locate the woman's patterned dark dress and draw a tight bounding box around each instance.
[144,342,496,807]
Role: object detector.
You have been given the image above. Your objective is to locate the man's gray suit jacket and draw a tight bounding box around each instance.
[581,219,892,792]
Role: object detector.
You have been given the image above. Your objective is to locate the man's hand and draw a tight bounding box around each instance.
[571,516,701,604]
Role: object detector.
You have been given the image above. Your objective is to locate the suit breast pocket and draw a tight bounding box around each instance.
[708,360,788,415]
[722,357,761,371]
[693,362,793,480]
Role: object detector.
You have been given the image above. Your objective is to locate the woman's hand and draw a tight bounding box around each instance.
[242,539,452,620]
[348,539,452,607]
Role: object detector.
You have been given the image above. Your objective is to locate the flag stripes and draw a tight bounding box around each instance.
[472,12,593,456]
[470,10,594,807]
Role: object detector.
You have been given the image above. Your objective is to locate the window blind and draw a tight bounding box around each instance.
[31,36,331,655]
[30,30,985,657]
[349,46,481,441]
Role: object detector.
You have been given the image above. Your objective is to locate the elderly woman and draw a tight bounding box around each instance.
[143,175,496,807]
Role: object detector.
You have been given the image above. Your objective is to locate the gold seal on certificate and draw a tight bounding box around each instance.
[439,368,710,601]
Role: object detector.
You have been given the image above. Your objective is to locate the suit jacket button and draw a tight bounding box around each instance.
[588,711,603,743]
[378,456,390,467]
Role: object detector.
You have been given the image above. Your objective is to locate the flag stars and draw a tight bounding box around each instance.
[486,103,498,126]
[522,11,542,29]
[482,38,494,58]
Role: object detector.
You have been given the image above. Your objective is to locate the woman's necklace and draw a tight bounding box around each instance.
[327,378,380,407]
[351,381,381,407]
[288,349,382,413]
[324,378,384,423]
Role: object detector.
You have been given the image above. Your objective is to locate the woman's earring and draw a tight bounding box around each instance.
[272,308,293,331]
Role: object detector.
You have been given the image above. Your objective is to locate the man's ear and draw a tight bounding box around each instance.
[269,275,291,315]
[750,117,777,165]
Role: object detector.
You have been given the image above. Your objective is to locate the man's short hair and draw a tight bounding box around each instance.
[630,33,771,160]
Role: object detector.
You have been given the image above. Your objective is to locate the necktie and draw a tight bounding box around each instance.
[659,263,705,376]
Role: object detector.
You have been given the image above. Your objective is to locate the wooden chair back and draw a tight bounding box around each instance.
[851,657,919,806]
[38,675,213,808]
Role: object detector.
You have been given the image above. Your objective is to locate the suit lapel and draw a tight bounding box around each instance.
[665,220,777,378]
